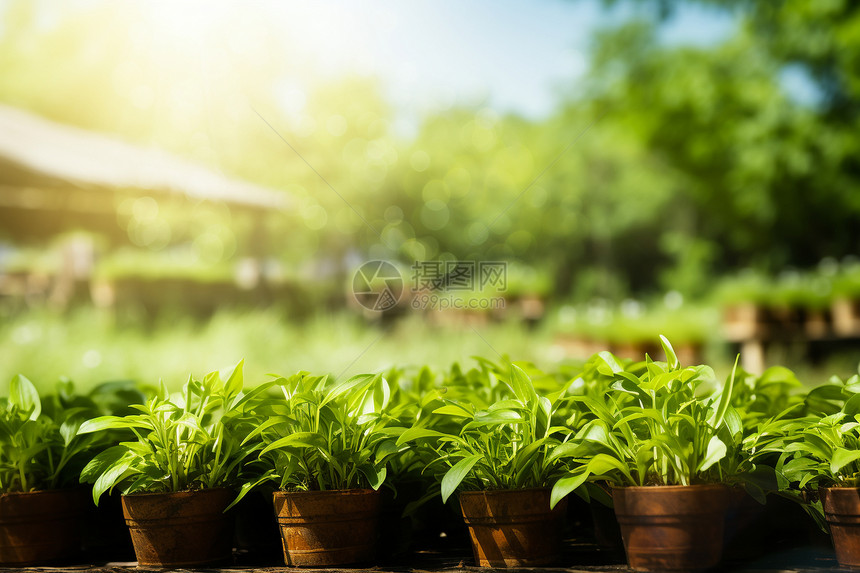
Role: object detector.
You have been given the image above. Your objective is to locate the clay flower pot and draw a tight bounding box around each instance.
[821,486,860,568]
[121,488,233,567]
[0,489,88,565]
[458,488,568,567]
[273,489,380,566]
[612,484,728,572]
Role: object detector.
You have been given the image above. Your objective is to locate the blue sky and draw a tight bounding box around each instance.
[0,0,743,131]
[2,0,821,124]
[269,0,737,129]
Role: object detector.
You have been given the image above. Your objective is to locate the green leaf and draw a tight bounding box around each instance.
[441,454,482,503]
[323,373,373,406]
[375,439,399,460]
[225,472,277,512]
[376,427,406,438]
[588,453,633,482]
[831,448,860,475]
[844,394,860,418]
[80,446,128,484]
[785,433,832,461]
[509,364,537,405]
[697,436,727,472]
[614,409,667,431]
[612,372,650,403]
[723,405,743,439]
[261,431,327,454]
[710,355,738,428]
[547,439,590,463]
[513,437,547,474]
[659,335,679,369]
[92,454,134,506]
[10,374,41,421]
[221,359,245,397]
[758,366,801,388]
[550,470,589,509]
[433,403,474,417]
[59,417,82,446]
[488,399,524,412]
[596,351,623,375]
[465,409,523,430]
[640,371,679,392]
[77,415,147,434]
[359,465,387,490]
[396,427,446,446]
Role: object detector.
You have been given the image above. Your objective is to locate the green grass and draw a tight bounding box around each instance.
[547,302,720,345]
[0,307,557,394]
[1,305,856,395]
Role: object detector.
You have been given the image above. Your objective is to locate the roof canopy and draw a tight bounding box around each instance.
[0,104,286,211]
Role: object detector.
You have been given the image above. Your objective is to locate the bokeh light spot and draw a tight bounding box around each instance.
[420,200,449,231]
[422,179,450,204]
[410,150,430,172]
[326,114,348,136]
[302,204,328,230]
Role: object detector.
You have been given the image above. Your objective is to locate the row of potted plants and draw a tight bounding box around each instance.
[718,265,860,339]
[551,303,713,363]
[2,342,860,570]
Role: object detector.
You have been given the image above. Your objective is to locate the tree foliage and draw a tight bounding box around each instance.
[0,0,858,300]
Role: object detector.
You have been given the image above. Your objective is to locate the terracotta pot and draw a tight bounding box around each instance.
[121,488,233,567]
[821,486,860,568]
[613,484,727,572]
[459,488,568,567]
[273,489,380,566]
[0,489,88,565]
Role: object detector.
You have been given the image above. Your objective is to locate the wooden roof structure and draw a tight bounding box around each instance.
[0,104,287,242]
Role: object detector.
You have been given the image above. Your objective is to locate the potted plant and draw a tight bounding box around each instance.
[0,375,102,565]
[716,365,814,559]
[248,371,403,567]
[716,272,773,340]
[551,338,740,572]
[77,360,268,568]
[374,364,457,557]
[73,379,147,562]
[776,389,860,568]
[397,362,571,567]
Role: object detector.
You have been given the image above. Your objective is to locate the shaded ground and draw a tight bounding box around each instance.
[4,532,846,573]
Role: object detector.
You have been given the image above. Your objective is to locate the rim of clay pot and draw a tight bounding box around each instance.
[122,487,232,499]
[460,487,551,497]
[274,488,377,497]
[0,489,77,498]
[611,483,727,492]
[276,488,377,493]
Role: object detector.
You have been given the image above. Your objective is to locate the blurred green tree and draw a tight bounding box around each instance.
[2,0,859,304]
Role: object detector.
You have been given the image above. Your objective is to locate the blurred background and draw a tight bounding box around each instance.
[1,0,859,390]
